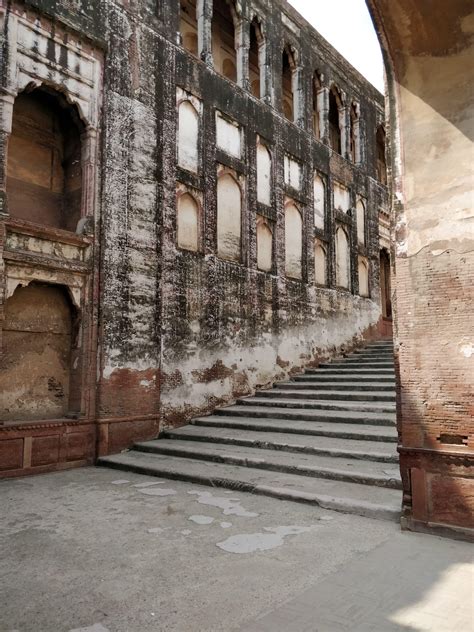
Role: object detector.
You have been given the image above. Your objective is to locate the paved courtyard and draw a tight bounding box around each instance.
[0,467,472,632]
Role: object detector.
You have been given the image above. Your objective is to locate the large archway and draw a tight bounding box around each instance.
[367,1,474,538]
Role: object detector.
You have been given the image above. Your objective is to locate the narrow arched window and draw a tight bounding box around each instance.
[212,0,237,82]
[335,226,350,289]
[7,88,83,231]
[350,103,360,163]
[256,216,273,272]
[180,0,198,56]
[356,198,366,245]
[376,125,387,184]
[282,46,297,122]
[217,173,241,261]
[358,257,369,297]
[178,100,199,173]
[177,192,199,251]
[249,18,264,98]
[256,142,271,206]
[312,72,322,139]
[313,174,325,230]
[314,241,328,286]
[329,86,342,154]
[285,203,303,279]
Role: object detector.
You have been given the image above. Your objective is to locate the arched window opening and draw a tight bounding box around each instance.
[180,0,198,56]
[212,0,237,82]
[217,173,241,262]
[282,46,296,122]
[356,198,366,245]
[350,103,360,163]
[285,203,303,279]
[313,174,325,230]
[358,257,370,297]
[0,282,76,421]
[178,100,199,173]
[177,192,199,251]
[256,216,273,272]
[376,125,387,185]
[7,88,83,232]
[380,248,392,318]
[256,142,271,206]
[314,241,328,286]
[328,86,342,154]
[249,18,264,98]
[335,226,350,289]
[312,72,322,139]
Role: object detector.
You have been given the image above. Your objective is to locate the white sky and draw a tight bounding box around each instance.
[287,0,385,92]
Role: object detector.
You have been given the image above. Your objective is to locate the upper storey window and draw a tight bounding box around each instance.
[281,46,297,122]
[350,102,360,164]
[7,88,83,232]
[212,0,237,82]
[249,18,264,99]
[180,0,198,56]
[376,125,387,185]
[312,72,322,140]
[328,86,342,154]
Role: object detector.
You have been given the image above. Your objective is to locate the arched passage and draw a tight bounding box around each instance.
[212,0,237,82]
[0,283,76,421]
[7,87,83,232]
[367,0,474,537]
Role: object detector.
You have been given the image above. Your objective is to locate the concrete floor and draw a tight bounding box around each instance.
[0,467,472,632]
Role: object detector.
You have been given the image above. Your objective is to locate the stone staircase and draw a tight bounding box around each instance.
[99,340,401,521]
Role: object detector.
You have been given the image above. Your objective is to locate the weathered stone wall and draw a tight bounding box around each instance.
[0,0,389,475]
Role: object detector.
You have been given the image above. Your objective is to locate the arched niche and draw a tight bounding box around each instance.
[335,225,350,289]
[7,87,84,232]
[249,18,265,99]
[313,174,325,230]
[329,85,343,154]
[350,102,360,163]
[178,100,199,173]
[314,241,328,286]
[256,216,273,272]
[282,45,298,122]
[177,192,200,251]
[0,282,76,421]
[285,202,303,279]
[180,0,198,56]
[356,198,366,245]
[256,142,272,206]
[212,0,238,82]
[358,257,370,296]
[217,173,242,262]
[376,125,387,184]
[312,71,322,139]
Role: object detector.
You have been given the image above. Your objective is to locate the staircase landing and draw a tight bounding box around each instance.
[99,340,401,521]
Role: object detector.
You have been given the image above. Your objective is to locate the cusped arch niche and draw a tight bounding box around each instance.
[7,86,84,232]
[335,225,350,289]
[177,192,200,252]
[285,202,303,279]
[217,172,242,262]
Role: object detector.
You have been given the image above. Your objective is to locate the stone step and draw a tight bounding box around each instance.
[217,405,396,426]
[133,440,402,490]
[162,425,399,463]
[321,361,394,368]
[98,451,401,522]
[192,416,398,442]
[276,381,396,391]
[262,387,395,404]
[238,397,395,414]
[306,368,395,375]
[293,374,395,383]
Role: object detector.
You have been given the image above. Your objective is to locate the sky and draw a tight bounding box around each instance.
[287,0,385,92]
